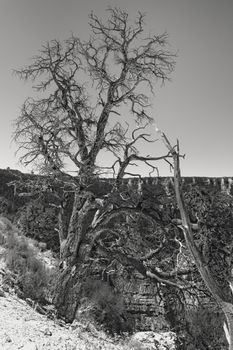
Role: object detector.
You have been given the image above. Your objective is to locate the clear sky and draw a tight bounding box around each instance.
[1,0,233,176]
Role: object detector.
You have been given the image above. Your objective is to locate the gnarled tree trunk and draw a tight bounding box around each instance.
[53,189,96,321]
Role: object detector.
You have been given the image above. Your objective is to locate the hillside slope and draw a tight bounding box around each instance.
[0,217,176,350]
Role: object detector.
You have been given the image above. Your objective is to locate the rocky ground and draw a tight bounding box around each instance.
[0,255,129,350]
[0,272,176,350]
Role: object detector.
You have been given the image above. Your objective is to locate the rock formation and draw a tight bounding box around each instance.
[0,168,232,334]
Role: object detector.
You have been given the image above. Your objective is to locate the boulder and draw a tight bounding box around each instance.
[129,331,176,350]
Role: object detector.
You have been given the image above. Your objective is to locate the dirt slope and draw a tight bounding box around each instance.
[0,286,132,350]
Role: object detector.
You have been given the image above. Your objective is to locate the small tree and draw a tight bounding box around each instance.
[14,8,179,321]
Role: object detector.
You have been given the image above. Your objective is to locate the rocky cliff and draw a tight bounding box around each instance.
[1,167,233,204]
[0,168,232,332]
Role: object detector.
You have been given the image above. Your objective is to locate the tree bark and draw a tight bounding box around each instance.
[222,302,233,350]
[53,189,96,320]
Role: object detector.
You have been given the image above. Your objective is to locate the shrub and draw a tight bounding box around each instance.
[77,279,133,335]
[185,305,227,350]
[0,216,18,246]
[0,196,12,215]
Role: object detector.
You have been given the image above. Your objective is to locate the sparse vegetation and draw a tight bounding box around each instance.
[0,217,58,303]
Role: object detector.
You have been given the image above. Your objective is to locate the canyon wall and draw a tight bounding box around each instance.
[0,168,233,331]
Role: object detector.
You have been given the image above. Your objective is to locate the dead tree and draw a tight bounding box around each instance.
[13,8,180,321]
[158,127,233,349]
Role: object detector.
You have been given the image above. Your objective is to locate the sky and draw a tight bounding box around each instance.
[0,0,233,177]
